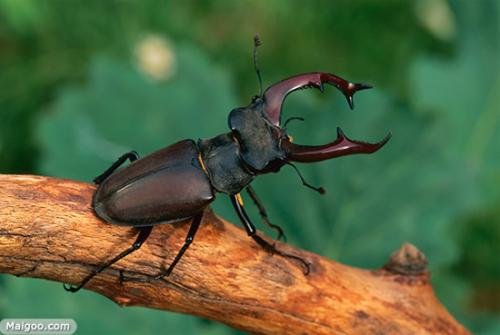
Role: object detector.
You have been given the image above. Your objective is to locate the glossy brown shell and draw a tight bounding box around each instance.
[93,140,215,226]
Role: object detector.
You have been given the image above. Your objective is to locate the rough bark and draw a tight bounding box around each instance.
[0,174,470,335]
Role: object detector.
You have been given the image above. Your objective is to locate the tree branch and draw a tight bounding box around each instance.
[0,174,469,335]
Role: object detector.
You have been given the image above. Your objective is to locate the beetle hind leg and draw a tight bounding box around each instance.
[230,194,311,275]
[93,150,140,184]
[120,212,203,283]
[63,226,152,293]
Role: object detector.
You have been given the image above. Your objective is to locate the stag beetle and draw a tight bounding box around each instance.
[64,37,390,292]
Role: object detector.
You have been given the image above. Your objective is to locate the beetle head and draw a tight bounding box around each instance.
[228,72,391,175]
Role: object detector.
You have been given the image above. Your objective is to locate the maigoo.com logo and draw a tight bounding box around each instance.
[0,319,76,335]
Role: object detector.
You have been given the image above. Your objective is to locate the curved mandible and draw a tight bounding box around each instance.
[281,127,391,163]
[262,72,371,126]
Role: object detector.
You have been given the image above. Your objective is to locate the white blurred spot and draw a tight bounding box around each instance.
[76,115,131,161]
[135,35,176,81]
[415,0,456,42]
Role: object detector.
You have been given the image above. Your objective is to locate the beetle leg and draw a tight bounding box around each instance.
[246,185,287,242]
[285,162,325,194]
[63,226,152,293]
[120,212,203,283]
[230,194,310,275]
[93,150,140,184]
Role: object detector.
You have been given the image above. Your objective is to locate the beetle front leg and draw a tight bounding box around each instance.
[230,194,310,275]
[246,185,287,242]
[93,151,140,184]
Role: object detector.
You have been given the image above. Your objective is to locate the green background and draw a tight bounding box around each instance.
[1,0,499,334]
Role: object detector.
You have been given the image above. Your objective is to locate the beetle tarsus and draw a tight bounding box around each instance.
[252,233,310,275]
[231,195,310,275]
[63,226,152,293]
[246,185,287,242]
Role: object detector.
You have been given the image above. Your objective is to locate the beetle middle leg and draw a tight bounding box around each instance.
[230,194,310,275]
[120,212,203,283]
[93,150,140,184]
[246,185,287,242]
[63,226,152,292]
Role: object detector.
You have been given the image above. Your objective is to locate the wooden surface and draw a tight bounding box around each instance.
[0,174,470,335]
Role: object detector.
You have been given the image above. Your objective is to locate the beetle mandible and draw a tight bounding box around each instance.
[64,36,390,292]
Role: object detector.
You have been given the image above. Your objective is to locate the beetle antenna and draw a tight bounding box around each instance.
[286,162,326,194]
[253,34,263,97]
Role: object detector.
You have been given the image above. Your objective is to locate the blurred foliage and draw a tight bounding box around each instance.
[36,49,235,181]
[0,1,499,334]
[0,0,443,173]
[453,207,500,310]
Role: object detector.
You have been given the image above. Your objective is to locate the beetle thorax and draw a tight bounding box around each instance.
[196,102,288,195]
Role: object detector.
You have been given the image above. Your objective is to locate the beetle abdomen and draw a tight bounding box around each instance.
[93,140,215,226]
